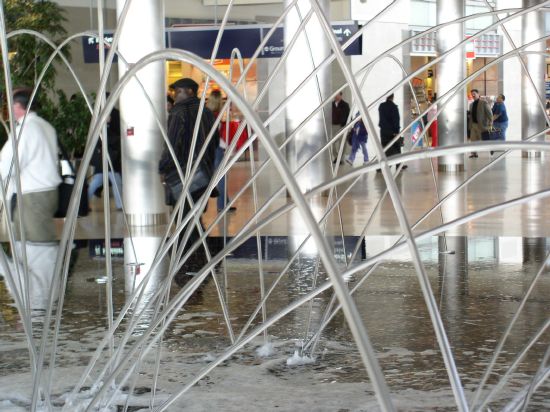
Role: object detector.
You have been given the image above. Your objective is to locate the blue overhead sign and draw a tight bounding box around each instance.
[82,22,362,63]
[257,23,361,58]
[167,26,262,59]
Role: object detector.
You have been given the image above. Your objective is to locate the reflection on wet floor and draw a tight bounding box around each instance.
[0,236,549,411]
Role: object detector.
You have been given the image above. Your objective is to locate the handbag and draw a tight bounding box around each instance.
[55,142,89,218]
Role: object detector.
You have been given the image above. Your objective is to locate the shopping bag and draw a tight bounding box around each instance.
[55,148,89,218]
[55,174,89,218]
[220,120,249,150]
[482,127,502,141]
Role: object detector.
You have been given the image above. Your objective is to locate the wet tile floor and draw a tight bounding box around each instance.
[0,236,548,411]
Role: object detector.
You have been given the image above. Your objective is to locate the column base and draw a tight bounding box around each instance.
[438,164,464,172]
[126,212,167,226]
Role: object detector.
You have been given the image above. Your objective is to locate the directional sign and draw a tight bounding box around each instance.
[259,22,361,58]
[82,22,362,63]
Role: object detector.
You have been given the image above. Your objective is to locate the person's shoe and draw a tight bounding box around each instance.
[401,165,408,170]
[345,158,353,166]
[469,153,478,158]
[490,151,494,156]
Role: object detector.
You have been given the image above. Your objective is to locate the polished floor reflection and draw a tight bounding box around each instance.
[20,155,550,241]
[0,235,548,411]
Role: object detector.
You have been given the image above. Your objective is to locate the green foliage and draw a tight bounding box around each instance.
[2,0,70,93]
[39,91,92,158]
[0,1,89,157]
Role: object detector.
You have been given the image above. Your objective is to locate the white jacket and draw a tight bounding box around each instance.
[0,112,61,195]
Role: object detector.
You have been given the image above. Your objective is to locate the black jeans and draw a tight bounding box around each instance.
[381,133,403,167]
[169,182,210,275]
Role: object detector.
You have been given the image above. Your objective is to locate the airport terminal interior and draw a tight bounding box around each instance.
[0,1,549,411]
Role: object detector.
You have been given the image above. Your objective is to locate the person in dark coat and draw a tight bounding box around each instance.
[332,92,350,128]
[158,78,218,205]
[378,93,406,170]
[158,78,219,275]
[331,92,350,163]
[88,107,123,209]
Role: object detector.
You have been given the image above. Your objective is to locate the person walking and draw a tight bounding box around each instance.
[158,78,218,273]
[88,106,123,210]
[0,88,61,242]
[492,94,508,140]
[468,89,492,158]
[345,117,368,166]
[427,96,438,147]
[331,91,350,163]
[206,89,236,214]
[378,93,406,170]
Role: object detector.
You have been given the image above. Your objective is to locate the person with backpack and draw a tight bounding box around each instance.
[345,116,368,166]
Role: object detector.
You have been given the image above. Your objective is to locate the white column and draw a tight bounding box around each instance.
[521,0,546,157]
[436,0,465,172]
[498,0,522,152]
[350,0,409,165]
[116,0,167,225]
[284,0,330,193]
[124,235,168,313]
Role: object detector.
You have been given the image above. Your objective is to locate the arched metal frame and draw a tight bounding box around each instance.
[0,1,547,411]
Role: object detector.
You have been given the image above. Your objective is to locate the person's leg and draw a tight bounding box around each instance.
[347,137,359,163]
[469,123,481,157]
[387,140,402,169]
[175,185,210,275]
[88,173,104,202]
[491,122,507,155]
[378,133,393,172]
[214,147,227,211]
[430,122,438,147]
[108,172,123,209]
[499,122,508,140]
[360,141,369,163]
[332,124,345,163]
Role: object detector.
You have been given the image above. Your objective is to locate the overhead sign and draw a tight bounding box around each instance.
[167,26,263,60]
[258,22,361,58]
[82,22,362,63]
[83,32,117,63]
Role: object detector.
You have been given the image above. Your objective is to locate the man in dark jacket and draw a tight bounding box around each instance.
[331,92,351,164]
[332,92,350,128]
[158,78,218,274]
[88,107,123,209]
[159,77,217,203]
[378,93,406,170]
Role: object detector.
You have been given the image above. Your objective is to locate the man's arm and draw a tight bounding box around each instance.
[482,101,493,127]
[158,112,184,175]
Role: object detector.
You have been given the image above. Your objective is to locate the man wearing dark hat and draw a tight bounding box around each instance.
[378,93,406,170]
[159,78,218,271]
